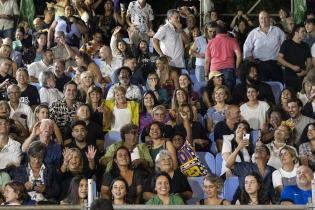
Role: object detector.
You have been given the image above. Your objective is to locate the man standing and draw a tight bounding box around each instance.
[204,24,241,90]
[153,9,187,70]
[0,0,19,39]
[243,10,286,82]
[278,24,312,92]
[126,0,154,45]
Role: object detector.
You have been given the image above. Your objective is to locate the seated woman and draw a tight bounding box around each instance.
[77,71,95,102]
[33,104,63,145]
[178,74,199,103]
[156,56,179,99]
[236,172,271,205]
[86,85,103,127]
[140,91,159,134]
[59,147,94,201]
[261,107,286,144]
[60,175,88,205]
[299,122,315,171]
[303,84,315,119]
[175,104,210,152]
[272,146,298,201]
[279,88,296,115]
[38,71,64,106]
[140,105,174,142]
[143,150,192,202]
[110,177,129,205]
[10,141,60,203]
[100,146,143,204]
[198,174,230,205]
[205,85,230,133]
[146,121,177,169]
[222,121,254,176]
[240,85,270,130]
[201,71,224,109]
[142,72,169,106]
[103,85,139,132]
[266,124,296,169]
[99,123,153,173]
[146,172,185,205]
[2,181,35,205]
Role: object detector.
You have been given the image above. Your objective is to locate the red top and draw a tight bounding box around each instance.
[205,34,240,71]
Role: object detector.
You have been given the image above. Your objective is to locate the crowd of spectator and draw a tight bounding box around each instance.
[1,0,315,207]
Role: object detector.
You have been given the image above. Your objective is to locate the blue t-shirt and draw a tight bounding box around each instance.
[280,185,311,204]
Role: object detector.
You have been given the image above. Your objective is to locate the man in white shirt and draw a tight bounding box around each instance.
[95,46,122,83]
[7,84,35,130]
[243,10,286,82]
[0,116,21,169]
[153,9,187,70]
[28,49,54,83]
[0,0,19,39]
[126,0,153,45]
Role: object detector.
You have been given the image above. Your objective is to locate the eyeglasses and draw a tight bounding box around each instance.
[7,91,20,95]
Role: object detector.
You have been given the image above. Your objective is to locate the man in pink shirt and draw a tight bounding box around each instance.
[204,25,242,90]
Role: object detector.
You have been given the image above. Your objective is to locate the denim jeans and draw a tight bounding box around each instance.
[220,68,236,91]
[195,65,205,82]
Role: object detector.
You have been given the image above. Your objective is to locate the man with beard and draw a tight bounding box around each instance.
[67,120,97,173]
[232,61,275,105]
[280,165,312,204]
[106,66,142,102]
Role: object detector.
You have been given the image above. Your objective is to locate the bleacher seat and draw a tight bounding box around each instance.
[196,152,215,174]
[265,81,284,104]
[223,176,239,201]
[250,129,261,147]
[215,153,223,176]
[187,176,206,204]
[190,73,207,95]
[104,131,121,150]
[208,132,217,155]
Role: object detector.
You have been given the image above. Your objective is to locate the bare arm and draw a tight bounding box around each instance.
[235,49,242,69]
[152,38,163,56]
[48,20,58,48]
[204,57,210,81]
[166,140,178,169]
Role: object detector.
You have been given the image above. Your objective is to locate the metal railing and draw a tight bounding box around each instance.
[0,205,308,210]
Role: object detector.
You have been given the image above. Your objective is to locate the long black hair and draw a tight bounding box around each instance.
[63,175,87,205]
[231,121,254,160]
[239,172,270,204]
[110,146,132,178]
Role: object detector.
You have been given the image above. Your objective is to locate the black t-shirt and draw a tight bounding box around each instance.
[102,169,143,204]
[64,121,104,146]
[143,169,192,200]
[20,84,40,107]
[279,39,311,71]
[213,120,234,142]
[232,82,275,105]
[55,75,71,92]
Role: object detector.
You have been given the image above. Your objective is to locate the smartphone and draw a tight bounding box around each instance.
[243,133,250,140]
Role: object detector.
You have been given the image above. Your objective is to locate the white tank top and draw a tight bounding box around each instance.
[195,36,207,66]
[111,106,131,131]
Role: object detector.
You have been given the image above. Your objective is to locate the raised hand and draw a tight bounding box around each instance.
[85,145,97,161]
